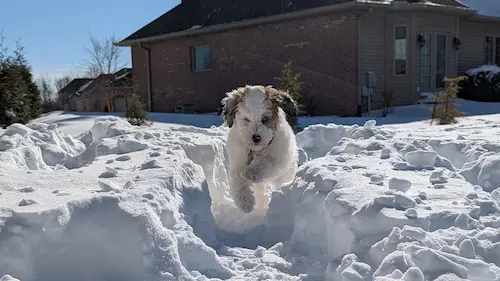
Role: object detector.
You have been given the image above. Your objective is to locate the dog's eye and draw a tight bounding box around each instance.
[261,116,268,123]
[244,118,250,123]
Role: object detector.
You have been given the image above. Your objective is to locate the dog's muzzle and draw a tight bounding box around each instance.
[249,137,273,153]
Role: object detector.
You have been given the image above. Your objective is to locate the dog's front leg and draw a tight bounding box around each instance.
[229,168,255,213]
[241,154,276,184]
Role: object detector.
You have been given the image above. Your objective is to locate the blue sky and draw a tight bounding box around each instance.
[0,0,179,80]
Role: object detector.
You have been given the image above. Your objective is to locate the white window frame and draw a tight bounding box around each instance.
[393,25,409,76]
[485,36,500,65]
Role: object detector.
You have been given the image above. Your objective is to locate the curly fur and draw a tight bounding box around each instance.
[221,85,298,213]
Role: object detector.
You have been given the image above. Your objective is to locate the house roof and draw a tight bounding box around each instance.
[112,71,133,87]
[114,67,132,78]
[77,74,114,95]
[458,0,500,18]
[117,0,471,46]
[58,78,93,94]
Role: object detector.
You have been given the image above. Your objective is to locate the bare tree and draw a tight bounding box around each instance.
[82,34,122,78]
[37,75,56,112]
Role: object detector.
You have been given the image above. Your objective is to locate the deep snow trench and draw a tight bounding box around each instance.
[1,116,500,281]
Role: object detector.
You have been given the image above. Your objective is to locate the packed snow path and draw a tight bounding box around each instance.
[1,115,500,281]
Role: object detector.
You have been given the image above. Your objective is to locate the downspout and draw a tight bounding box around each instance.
[357,7,374,117]
[139,42,153,112]
[455,16,460,77]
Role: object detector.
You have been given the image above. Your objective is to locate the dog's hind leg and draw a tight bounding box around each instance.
[252,183,270,210]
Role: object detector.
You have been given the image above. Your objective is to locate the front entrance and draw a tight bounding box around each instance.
[419,30,449,93]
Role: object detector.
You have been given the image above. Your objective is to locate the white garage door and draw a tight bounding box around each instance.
[113,98,127,112]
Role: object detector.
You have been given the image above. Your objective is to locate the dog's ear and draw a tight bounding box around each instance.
[221,87,245,127]
[265,86,298,126]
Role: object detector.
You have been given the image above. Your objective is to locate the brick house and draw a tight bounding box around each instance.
[57,78,93,111]
[116,0,500,116]
[57,68,133,112]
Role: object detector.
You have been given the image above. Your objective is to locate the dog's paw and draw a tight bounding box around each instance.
[234,187,255,213]
[241,166,263,183]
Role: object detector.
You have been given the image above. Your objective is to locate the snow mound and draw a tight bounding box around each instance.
[461,154,500,192]
[1,115,500,281]
[258,118,500,280]
[0,123,85,170]
[0,117,301,281]
[0,120,234,281]
[296,121,394,161]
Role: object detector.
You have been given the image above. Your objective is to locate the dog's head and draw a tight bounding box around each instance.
[221,85,297,151]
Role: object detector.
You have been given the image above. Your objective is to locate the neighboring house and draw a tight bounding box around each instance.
[116,0,500,116]
[57,68,133,112]
[57,78,93,111]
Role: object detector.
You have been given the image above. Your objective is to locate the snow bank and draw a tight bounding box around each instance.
[2,114,500,281]
[257,119,500,280]
[0,123,85,169]
[0,118,235,281]
[0,117,301,281]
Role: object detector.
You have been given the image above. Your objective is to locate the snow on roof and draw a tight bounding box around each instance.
[75,80,94,96]
[458,0,500,17]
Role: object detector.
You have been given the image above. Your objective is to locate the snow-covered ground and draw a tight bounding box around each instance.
[1,100,500,281]
[28,98,500,137]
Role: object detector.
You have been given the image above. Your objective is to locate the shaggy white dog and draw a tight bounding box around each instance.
[221,85,298,213]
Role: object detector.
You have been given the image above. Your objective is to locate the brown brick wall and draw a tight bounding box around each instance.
[131,12,358,116]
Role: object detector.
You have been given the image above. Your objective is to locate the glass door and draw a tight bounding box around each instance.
[419,31,448,93]
[435,34,447,89]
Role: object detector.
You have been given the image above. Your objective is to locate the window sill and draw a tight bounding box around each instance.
[193,68,212,73]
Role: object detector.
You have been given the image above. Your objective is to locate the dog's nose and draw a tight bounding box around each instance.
[252,134,261,144]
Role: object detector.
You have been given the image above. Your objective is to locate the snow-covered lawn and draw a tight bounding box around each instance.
[1,100,500,281]
[28,98,500,137]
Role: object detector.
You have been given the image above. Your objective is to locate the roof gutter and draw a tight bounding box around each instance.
[466,14,500,23]
[139,42,153,112]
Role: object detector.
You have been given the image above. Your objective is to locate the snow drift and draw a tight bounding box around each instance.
[1,115,500,281]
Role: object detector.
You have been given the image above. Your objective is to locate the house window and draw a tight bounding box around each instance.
[191,45,211,72]
[485,37,494,64]
[485,36,500,65]
[394,26,408,75]
[496,37,500,65]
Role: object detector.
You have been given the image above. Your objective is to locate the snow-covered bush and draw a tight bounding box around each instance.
[458,65,500,102]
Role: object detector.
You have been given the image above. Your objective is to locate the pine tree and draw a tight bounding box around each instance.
[14,41,42,120]
[430,76,467,125]
[274,61,306,131]
[0,66,28,125]
[275,61,302,102]
[0,36,41,126]
[125,93,150,126]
